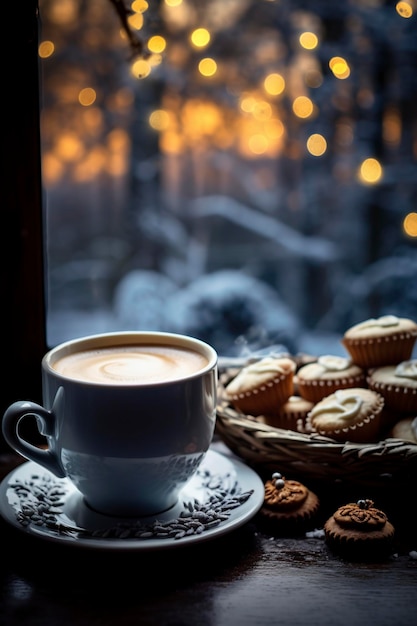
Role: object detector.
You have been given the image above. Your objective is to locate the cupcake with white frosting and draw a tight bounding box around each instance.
[224,356,296,417]
[367,359,417,414]
[390,416,417,443]
[306,387,385,443]
[297,355,366,404]
[341,315,417,369]
[258,395,315,431]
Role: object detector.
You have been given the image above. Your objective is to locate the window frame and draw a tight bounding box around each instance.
[1,0,47,439]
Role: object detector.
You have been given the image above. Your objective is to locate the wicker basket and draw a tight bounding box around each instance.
[216,368,417,492]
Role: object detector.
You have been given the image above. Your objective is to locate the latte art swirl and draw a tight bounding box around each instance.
[52,345,208,384]
[96,352,183,382]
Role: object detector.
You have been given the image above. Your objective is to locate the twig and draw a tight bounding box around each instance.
[107,0,147,57]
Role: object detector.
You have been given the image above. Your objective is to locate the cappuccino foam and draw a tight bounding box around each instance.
[52,344,209,384]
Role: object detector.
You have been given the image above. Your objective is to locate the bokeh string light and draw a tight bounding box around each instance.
[39,0,417,349]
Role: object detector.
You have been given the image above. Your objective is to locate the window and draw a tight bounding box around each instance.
[40,0,417,361]
[2,0,417,427]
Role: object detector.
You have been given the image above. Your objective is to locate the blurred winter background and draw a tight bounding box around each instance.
[40,0,417,359]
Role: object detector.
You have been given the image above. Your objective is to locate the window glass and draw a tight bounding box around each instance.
[40,0,417,359]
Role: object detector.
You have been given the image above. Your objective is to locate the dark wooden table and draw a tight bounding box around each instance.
[1,440,416,626]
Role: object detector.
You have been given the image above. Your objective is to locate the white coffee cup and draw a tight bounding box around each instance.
[2,331,218,517]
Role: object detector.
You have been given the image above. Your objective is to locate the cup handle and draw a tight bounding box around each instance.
[2,389,66,478]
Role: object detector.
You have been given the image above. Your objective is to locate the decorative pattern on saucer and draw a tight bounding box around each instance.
[324,499,395,560]
[7,466,254,542]
[297,355,366,404]
[367,359,417,414]
[224,356,296,416]
[341,315,417,369]
[258,471,320,534]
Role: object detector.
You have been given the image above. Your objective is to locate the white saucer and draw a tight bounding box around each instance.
[0,449,264,552]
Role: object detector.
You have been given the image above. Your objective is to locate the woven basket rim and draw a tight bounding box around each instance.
[216,401,417,454]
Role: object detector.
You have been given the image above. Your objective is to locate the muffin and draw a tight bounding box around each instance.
[297,355,366,404]
[341,315,417,369]
[390,416,417,443]
[224,356,296,416]
[367,359,417,415]
[306,387,385,443]
[258,471,320,535]
[324,498,395,560]
[260,395,315,431]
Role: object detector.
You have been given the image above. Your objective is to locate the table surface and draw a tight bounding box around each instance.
[1,440,416,626]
